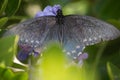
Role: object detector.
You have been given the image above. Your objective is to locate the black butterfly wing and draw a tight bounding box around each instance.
[4,15,120,60]
[5,16,57,49]
[61,15,120,59]
[64,15,120,46]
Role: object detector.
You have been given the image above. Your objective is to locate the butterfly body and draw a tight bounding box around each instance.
[5,7,120,61]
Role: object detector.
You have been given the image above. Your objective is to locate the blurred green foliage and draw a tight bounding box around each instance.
[0,0,120,80]
[0,36,18,66]
[107,62,120,80]
[94,0,120,19]
[29,44,99,80]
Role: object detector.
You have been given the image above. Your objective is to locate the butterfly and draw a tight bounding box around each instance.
[4,5,120,61]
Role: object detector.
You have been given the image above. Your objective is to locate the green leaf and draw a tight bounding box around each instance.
[40,0,69,8]
[41,43,66,68]
[41,43,66,80]
[107,20,120,30]
[0,36,18,66]
[5,0,21,16]
[0,17,8,28]
[2,68,14,80]
[0,63,5,76]
[107,62,120,80]
[12,62,27,71]
[0,64,27,80]
[94,0,120,19]
[0,0,8,16]
[63,1,90,15]
[28,43,99,80]
[13,72,28,80]
[29,43,67,80]
[49,0,70,6]
[0,64,15,80]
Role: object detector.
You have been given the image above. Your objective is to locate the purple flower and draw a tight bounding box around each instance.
[77,52,88,65]
[35,4,61,17]
[78,52,88,60]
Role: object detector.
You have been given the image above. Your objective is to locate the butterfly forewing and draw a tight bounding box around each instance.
[65,15,120,46]
[5,16,56,48]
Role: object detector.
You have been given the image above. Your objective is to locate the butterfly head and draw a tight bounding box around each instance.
[56,9,64,24]
[56,9,63,17]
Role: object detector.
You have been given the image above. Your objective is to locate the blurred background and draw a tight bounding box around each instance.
[0,0,120,80]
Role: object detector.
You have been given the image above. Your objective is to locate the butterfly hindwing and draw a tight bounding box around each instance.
[59,15,120,59]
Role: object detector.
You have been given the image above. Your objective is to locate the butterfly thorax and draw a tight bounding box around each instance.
[56,9,64,24]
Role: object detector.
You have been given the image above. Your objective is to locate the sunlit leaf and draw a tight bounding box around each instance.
[40,43,66,80]
[63,0,89,15]
[13,72,28,80]
[0,36,18,66]
[0,63,5,77]
[0,0,8,15]
[0,17,8,28]
[28,43,99,80]
[2,68,14,80]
